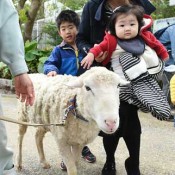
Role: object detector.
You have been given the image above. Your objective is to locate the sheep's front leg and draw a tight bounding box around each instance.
[72,145,84,165]
[58,141,77,175]
[35,127,51,169]
[16,124,27,171]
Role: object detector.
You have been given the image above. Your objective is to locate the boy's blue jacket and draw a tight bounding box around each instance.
[44,41,83,76]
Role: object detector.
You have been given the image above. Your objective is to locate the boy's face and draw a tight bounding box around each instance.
[115,14,139,39]
[58,21,78,45]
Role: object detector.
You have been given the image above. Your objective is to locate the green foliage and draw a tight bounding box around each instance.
[0,62,11,79]
[41,22,62,46]
[59,0,87,10]
[25,40,51,73]
[19,9,28,23]
[152,0,175,20]
[0,41,52,79]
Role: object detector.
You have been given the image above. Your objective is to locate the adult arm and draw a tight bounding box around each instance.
[76,2,94,56]
[0,0,34,106]
[0,0,28,75]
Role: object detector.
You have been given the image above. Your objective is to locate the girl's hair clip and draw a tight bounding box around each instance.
[113,6,121,13]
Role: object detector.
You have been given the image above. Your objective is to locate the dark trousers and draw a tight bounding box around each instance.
[101,101,141,167]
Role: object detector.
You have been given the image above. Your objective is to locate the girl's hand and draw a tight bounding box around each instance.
[81,53,95,69]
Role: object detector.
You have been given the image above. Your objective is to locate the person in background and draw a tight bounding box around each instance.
[43,9,96,171]
[156,24,175,118]
[76,0,156,175]
[158,24,175,66]
[0,0,35,175]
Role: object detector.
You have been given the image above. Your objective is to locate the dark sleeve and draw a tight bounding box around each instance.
[76,2,93,57]
[132,0,156,15]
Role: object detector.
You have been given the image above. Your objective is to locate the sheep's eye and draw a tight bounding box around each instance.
[85,86,91,91]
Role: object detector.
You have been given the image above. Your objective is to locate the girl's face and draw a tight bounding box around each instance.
[115,13,139,39]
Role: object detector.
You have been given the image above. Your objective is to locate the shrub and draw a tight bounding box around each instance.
[0,40,52,79]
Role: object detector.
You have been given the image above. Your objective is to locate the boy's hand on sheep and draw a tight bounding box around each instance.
[14,73,35,106]
[47,71,57,77]
[81,53,95,69]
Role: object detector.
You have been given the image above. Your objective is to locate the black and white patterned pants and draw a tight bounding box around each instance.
[119,53,171,120]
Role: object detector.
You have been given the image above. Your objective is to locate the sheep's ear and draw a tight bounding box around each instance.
[64,78,83,88]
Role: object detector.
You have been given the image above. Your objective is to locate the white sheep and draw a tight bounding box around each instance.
[16,67,128,175]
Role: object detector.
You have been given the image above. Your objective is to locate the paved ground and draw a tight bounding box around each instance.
[1,95,175,175]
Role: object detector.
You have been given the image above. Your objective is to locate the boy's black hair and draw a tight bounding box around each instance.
[56,10,80,30]
[107,4,145,36]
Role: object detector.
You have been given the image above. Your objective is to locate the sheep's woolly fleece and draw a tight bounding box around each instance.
[17,67,128,174]
[18,67,125,141]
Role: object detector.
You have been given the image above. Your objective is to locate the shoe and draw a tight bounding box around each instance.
[3,166,17,175]
[59,146,96,171]
[60,160,67,171]
[101,162,116,175]
[125,158,140,175]
[166,114,175,122]
[81,146,96,163]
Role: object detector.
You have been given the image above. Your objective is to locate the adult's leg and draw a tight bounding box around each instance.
[103,133,120,163]
[124,134,141,175]
[0,96,14,174]
[101,133,120,175]
[101,101,135,175]
[121,102,141,175]
[102,100,132,164]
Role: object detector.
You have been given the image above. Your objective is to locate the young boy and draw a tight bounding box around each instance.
[44,10,96,170]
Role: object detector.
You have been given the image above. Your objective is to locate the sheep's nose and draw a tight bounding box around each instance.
[105,120,116,130]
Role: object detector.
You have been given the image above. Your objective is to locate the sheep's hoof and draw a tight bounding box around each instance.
[41,162,51,169]
[16,165,23,171]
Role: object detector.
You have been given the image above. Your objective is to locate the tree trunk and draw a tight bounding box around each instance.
[24,0,43,42]
[18,0,27,10]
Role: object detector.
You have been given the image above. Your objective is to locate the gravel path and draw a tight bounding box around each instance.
[2,95,175,175]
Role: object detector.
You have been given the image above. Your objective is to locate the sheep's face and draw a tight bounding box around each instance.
[66,67,129,134]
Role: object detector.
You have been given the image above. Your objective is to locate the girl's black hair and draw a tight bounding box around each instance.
[107,4,145,36]
[56,10,80,30]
